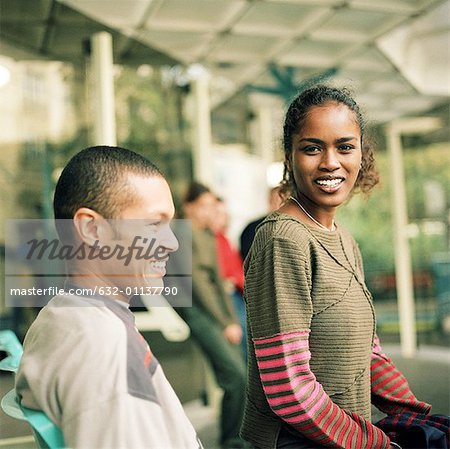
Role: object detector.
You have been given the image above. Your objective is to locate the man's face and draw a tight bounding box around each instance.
[101,174,178,293]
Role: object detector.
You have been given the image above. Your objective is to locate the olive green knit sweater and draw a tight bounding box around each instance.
[241,213,429,449]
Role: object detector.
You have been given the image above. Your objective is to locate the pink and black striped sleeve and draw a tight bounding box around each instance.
[370,335,431,415]
[246,235,390,449]
[253,330,390,448]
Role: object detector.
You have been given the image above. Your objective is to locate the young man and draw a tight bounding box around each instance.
[16,146,203,449]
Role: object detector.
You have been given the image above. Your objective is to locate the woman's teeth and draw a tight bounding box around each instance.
[316,178,343,188]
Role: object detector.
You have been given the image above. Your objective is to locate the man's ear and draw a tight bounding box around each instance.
[73,208,111,246]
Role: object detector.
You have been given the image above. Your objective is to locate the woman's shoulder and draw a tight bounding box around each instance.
[336,224,359,248]
[254,212,314,247]
[245,213,313,272]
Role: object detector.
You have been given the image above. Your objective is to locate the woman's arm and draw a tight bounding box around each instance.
[253,329,390,448]
[370,335,431,415]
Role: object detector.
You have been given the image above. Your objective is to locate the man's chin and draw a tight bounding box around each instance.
[144,276,164,290]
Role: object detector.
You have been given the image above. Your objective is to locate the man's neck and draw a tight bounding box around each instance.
[65,266,131,304]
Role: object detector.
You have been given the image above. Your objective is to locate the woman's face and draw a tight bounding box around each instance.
[290,102,362,211]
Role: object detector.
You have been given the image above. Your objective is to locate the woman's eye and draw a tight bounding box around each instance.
[302,146,321,154]
[339,144,354,152]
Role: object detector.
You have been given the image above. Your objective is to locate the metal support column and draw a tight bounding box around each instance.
[90,32,117,146]
[386,117,441,357]
[191,73,213,185]
[387,123,417,357]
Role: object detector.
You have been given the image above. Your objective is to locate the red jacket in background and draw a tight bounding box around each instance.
[215,232,244,295]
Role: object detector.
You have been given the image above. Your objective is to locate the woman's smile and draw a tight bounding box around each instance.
[314,175,345,192]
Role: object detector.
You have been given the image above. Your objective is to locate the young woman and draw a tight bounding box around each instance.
[241,85,431,449]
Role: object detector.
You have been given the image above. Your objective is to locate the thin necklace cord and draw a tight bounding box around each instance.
[289,196,336,232]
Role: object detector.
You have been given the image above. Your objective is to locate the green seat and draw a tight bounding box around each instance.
[0,330,65,449]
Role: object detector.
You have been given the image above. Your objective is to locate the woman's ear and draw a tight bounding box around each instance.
[285,156,292,172]
[73,208,111,246]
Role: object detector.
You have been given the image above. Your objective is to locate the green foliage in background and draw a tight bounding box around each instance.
[115,66,187,158]
[338,143,450,274]
[16,65,193,218]
[114,66,192,204]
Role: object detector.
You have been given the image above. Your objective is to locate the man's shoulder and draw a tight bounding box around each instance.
[27,294,127,346]
[43,293,123,320]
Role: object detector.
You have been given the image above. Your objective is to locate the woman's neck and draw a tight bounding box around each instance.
[289,193,336,231]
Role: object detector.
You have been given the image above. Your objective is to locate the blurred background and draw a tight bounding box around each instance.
[0,0,449,447]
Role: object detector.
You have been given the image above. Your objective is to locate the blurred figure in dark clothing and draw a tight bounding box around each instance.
[239,186,285,261]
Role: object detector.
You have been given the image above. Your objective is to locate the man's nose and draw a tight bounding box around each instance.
[161,226,179,253]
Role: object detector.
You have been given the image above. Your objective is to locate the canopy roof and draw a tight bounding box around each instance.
[1,0,449,122]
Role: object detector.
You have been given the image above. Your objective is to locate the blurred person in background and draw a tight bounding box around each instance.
[242,86,431,449]
[210,196,247,360]
[239,186,285,262]
[178,181,247,449]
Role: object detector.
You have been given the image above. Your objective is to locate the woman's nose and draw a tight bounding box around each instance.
[319,149,341,171]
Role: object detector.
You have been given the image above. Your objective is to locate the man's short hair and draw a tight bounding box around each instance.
[54,146,163,220]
